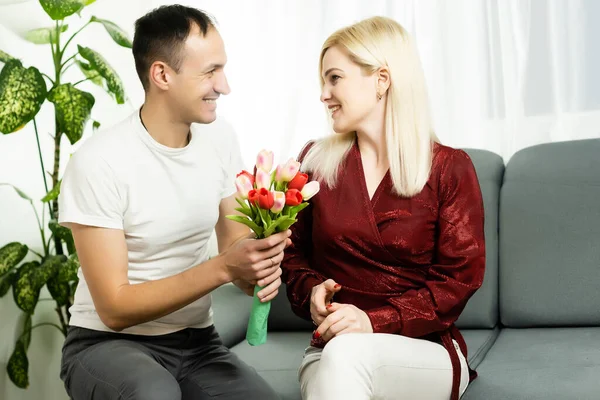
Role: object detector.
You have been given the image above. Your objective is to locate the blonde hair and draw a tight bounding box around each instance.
[302,16,438,197]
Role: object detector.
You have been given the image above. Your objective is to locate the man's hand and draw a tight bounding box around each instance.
[314,303,373,342]
[310,279,342,326]
[233,262,282,303]
[223,229,290,283]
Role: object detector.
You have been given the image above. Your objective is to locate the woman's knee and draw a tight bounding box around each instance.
[320,334,370,368]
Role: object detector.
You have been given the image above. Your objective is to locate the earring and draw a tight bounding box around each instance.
[377,93,382,101]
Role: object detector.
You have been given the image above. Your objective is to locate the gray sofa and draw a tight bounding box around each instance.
[211,138,600,400]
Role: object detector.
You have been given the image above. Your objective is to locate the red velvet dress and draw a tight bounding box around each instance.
[282,139,486,400]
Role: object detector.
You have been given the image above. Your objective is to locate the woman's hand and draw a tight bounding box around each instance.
[310,279,342,325]
[314,303,373,342]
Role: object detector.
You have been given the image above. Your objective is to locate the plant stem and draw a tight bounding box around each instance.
[61,20,91,58]
[55,305,68,336]
[73,77,92,86]
[41,73,55,85]
[51,20,64,256]
[60,53,78,69]
[28,248,43,259]
[18,322,65,342]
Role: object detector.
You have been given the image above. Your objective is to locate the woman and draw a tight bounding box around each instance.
[282,16,485,400]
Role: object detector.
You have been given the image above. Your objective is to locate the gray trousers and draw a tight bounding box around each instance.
[60,325,279,400]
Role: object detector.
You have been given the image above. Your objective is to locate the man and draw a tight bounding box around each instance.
[58,5,285,400]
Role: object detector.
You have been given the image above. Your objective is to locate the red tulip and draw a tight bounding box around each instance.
[285,189,303,206]
[248,189,259,205]
[257,188,274,210]
[288,172,308,191]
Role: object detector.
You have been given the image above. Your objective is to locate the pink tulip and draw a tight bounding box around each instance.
[275,158,301,182]
[270,191,286,213]
[300,181,320,200]
[255,168,272,189]
[235,174,254,199]
[256,149,274,172]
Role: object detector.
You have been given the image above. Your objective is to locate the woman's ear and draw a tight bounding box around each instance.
[376,66,391,96]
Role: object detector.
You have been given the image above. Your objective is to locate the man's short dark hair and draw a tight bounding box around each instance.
[132,5,215,90]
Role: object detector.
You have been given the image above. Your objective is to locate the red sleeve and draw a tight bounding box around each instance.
[281,141,328,321]
[366,150,486,336]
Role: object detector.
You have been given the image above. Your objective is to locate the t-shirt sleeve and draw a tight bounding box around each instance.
[219,121,245,199]
[58,151,125,230]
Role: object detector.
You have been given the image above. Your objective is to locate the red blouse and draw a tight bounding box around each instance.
[282,139,486,400]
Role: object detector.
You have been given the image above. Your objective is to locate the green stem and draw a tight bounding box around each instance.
[60,53,78,69]
[41,73,55,85]
[28,248,43,259]
[52,21,64,256]
[73,77,91,86]
[55,305,68,335]
[61,20,91,58]
[18,322,65,342]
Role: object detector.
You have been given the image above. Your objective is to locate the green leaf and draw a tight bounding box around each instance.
[81,0,96,5]
[7,339,29,388]
[234,207,253,217]
[57,253,79,282]
[91,16,132,48]
[92,120,101,130]
[0,183,32,201]
[0,60,47,134]
[225,215,263,236]
[24,24,68,45]
[47,83,95,144]
[0,49,15,63]
[0,242,28,277]
[41,180,61,203]
[76,60,103,87]
[49,220,75,254]
[12,262,41,313]
[32,255,64,289]
[0,270,17,297]
[78,45,125,104]
[39,0,84,20]
[264,216,296,237]
[289,202,309,217]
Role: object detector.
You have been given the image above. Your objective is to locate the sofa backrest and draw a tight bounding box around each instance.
[455,149,504,329]
[499,139,600,327]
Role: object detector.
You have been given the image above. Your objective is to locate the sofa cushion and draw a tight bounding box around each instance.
[211,283,253,348]
[268,283,315,331]
[499,139,600,327]
[461,327,600,400]
[456,149,504,329]
[232,332,310,400]
[233,329,499,400]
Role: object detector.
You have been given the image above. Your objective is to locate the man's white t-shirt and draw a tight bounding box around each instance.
[58,109,244,335]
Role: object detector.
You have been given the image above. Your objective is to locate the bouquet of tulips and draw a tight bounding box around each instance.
[227,150,319,346]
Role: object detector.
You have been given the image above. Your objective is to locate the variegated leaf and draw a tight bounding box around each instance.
[57,253,79,282]
[91,16,132,48]
[0,242,28,276]
[12,262,41,314]
[41,180,61,203]
[39,0,84,21]
[0,49,14,63]
[76,60,103,87]
[0,60,47,134]
[0,270,17,297]
[49,220,75,254]
[24,24,68,45]
[47,83,95,144]
[78,45,125,104]
[7,339,28,388]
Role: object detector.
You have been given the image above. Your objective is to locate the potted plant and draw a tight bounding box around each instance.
[0,0,130,389]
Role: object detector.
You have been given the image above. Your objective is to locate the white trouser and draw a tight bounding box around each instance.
[299,333,469,400]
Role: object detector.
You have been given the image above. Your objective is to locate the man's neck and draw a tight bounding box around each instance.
[139,100,191,148]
